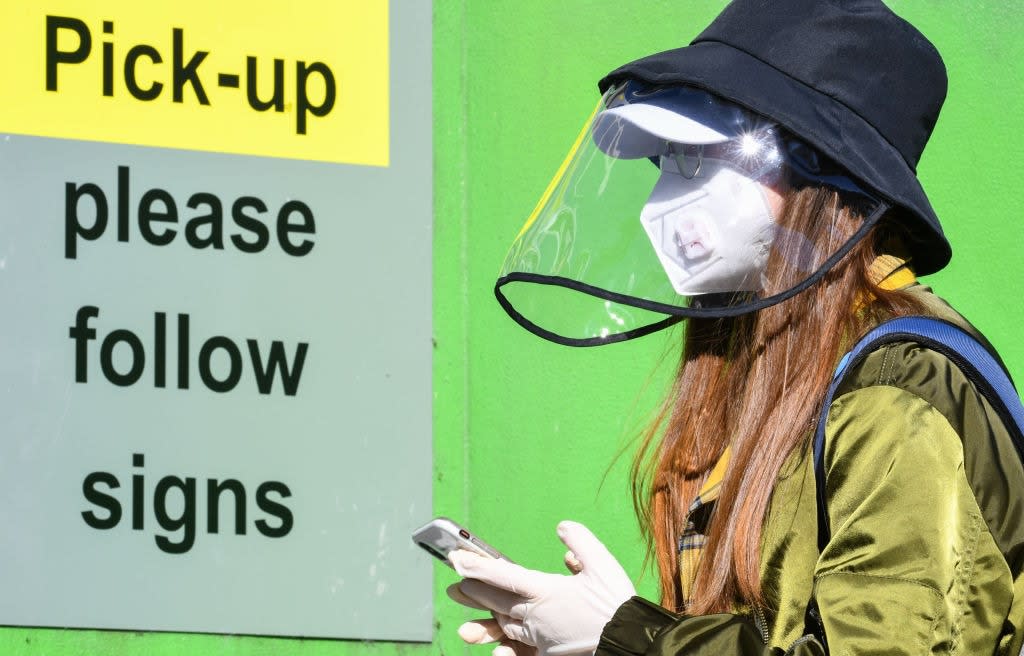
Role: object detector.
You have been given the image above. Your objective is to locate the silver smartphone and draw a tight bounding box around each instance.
[411,516,513,567]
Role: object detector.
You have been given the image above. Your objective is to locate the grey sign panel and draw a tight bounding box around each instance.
[0,1,432,641]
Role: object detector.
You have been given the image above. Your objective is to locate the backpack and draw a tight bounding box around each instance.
[811,316,1024,656]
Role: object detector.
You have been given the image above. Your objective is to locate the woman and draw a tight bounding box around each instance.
[450,1,1024,654]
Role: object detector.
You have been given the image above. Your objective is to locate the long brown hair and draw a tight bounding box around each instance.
[631,184,926,614]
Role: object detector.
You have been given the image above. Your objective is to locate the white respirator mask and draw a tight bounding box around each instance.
[639,136,782,295]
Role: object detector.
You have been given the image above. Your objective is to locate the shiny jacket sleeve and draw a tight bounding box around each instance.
[814,384,1012,655]
[597,596,824,655]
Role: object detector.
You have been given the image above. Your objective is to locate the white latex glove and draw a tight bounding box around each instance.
[448,548,584,656]
[450,521,636,656]
[457,618,538,656]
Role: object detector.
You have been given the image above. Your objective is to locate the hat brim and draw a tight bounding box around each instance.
[600,41,950,275]
[593,104,732,158]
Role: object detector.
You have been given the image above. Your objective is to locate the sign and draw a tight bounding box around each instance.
[0,0,432,641]
[2,2,389,165]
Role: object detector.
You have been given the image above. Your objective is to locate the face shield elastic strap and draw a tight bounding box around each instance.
[785,137,872,198]
[494,199,891,347]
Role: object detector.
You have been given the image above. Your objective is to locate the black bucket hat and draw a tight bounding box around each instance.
[599,0,951,275]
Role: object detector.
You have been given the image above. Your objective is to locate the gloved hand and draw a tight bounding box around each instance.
[457,617,537,656]
[448,548,584,656]
[450,521,636,656]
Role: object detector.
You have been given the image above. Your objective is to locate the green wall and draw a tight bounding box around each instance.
[4,1,1023,654]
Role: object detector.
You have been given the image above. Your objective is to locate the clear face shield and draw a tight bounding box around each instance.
[495,82,889,346]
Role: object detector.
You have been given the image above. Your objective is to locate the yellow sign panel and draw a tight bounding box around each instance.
[0,2,389,166]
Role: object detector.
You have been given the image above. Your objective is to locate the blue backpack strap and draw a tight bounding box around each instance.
[813,316,1024,552]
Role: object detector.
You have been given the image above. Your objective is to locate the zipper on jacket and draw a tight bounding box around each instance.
[752,604,770,644]
[783,634,818,655]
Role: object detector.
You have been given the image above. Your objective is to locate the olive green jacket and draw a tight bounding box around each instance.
[598,288,1024,655]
